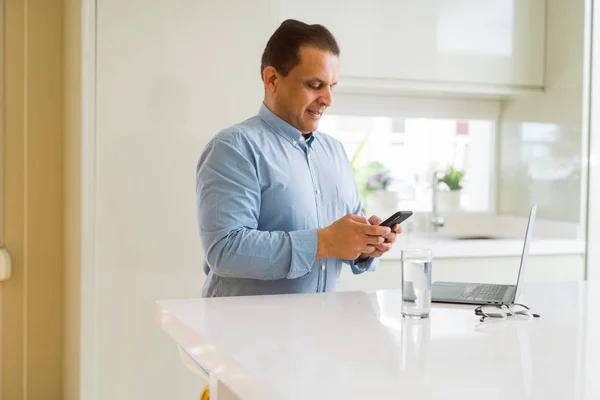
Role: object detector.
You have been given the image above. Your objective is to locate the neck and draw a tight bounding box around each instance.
[263,98,303,133]
[263,98,315,136]
[263,98,287,123]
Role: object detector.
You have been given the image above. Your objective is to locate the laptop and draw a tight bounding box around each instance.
[431,204,537,305]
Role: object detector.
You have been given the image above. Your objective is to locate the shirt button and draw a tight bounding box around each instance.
[316,189,321,196]
[292,140,297,146]
[299,136,305,142]
[321,264,326,271]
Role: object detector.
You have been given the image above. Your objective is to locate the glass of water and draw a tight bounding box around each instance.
[401,248,432,319]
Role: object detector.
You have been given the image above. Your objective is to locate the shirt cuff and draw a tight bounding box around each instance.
[350,255,379,274]
[287,229,318,279]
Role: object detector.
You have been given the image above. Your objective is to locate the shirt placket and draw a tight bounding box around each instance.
[300,138,327,293]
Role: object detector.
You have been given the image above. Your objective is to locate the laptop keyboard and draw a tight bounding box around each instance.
[460,284,510,302]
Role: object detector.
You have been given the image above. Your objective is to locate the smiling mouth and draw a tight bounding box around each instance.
[307,109,322,118]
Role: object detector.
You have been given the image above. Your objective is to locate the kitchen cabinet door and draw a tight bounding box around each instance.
[275,0,545,90]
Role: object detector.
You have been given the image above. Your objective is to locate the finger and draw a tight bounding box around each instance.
[368,215,383,225]
[364,235,385,245]
[362,224,391,236]
[369,250,384,258]
[383,232,396,243]
[374,242,392,252]
[362,245,375,254]
[383,225,402,242]
[347,214,369,224]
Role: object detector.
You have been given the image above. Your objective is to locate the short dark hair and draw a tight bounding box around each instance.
[260,19,340,80]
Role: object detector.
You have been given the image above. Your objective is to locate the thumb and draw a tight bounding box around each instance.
[368,215,383,225]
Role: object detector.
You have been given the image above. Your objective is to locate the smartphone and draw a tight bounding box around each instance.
[379,211,413,228]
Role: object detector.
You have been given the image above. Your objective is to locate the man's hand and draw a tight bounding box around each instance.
[357,215,402,260]
[316,214,391,260]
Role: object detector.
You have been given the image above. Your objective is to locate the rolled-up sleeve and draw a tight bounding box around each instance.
[349,255,379,274]
[196,135,317,280]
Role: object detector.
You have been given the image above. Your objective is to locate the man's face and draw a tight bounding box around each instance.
[268,46,339,134]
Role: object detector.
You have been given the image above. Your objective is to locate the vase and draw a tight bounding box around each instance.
[366,190,399,219]
[437,190,462,213]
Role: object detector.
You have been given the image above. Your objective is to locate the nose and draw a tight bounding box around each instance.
[319,86,333,107]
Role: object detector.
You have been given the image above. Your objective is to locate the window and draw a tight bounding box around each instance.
[321,94,498,213]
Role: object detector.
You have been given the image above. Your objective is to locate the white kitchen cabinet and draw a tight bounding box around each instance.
[338,255,585,293]
[275,0,546,91]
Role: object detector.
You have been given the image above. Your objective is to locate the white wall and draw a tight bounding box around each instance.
[586,0,600,280]
[84,1,279,398]
[497,0,586,223]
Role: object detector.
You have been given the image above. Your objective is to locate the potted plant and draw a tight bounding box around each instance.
[355,161,398,218]
[436,166,465,212]
[349,134,399,217]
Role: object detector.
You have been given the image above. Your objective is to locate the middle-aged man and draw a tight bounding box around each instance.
[196,19,402,297]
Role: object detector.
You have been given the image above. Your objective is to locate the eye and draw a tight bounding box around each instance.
[307,82,321,90]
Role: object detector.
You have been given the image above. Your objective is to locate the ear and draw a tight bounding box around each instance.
[262,66,278,93]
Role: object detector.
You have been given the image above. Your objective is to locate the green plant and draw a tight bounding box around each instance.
[354,161,393,204]
[350,133,370,174]
[349,134,394,207]
[437,166,465,191]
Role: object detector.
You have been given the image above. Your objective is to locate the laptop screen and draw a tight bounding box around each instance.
[513,205,537,302]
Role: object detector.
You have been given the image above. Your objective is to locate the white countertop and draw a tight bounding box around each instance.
[157,281,600,400]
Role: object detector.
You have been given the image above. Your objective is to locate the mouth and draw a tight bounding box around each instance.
[306,109,323,119]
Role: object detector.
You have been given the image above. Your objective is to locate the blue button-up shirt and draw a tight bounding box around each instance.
[196,103,378,297]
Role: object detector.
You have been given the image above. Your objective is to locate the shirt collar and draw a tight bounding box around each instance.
[258,103,317,147]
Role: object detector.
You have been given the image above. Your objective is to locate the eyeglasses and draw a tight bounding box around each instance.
[474,303,541,322]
